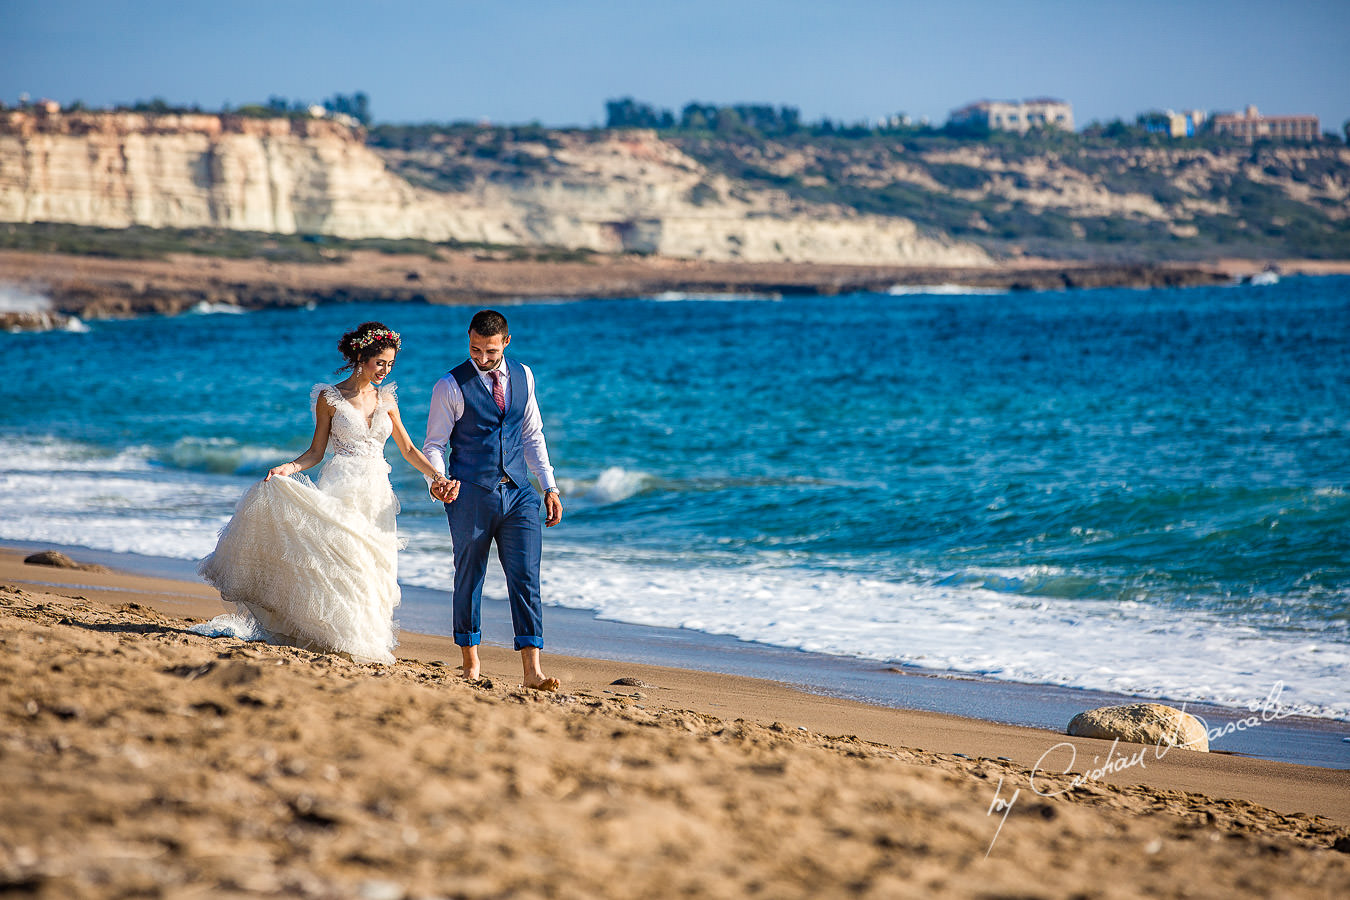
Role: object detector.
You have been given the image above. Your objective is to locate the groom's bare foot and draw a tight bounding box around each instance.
[460,645,481,681]
[523,676,561,692]
[520,646,559,692]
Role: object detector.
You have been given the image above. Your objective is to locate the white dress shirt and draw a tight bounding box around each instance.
[422,359,557,493]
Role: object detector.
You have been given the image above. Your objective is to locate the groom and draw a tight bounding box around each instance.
[423,309,563,691]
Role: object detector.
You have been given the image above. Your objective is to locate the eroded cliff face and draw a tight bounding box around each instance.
[0,112,444,240]
[0,111,989,266]
[663,135,1350,259]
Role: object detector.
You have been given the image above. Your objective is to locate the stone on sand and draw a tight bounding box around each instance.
[1067,703,1210,752]
[23,551,108,573]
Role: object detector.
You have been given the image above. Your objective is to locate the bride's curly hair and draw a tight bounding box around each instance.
[338,321,402,372]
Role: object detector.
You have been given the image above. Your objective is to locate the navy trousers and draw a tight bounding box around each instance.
[446,480,544,651]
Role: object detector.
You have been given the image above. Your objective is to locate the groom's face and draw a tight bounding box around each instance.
[469,329,510,371]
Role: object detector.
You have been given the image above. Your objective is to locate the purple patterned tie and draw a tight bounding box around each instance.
[491,370,505,413]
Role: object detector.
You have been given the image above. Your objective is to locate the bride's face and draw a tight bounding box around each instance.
[360,348,397,384]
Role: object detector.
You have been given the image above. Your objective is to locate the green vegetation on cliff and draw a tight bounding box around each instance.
[0,223,596,264]
[366,120,1349,261]
[666,134,1350,260]
[0,224,442,262]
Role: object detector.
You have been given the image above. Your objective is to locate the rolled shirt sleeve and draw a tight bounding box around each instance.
[422,375,461,491]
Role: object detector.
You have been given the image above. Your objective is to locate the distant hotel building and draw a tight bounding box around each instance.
[1139,109,1207,138]
[1209,105,1319,142]
[948,98,1074,134]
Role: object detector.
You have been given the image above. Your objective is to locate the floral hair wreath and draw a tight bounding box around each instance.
[352,328,401,351]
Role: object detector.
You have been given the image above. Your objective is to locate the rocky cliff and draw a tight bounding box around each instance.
[0,111,989,266]
[661,135,1350,260]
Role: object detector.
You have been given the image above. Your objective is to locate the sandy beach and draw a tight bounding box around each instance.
[3,547,1348,898]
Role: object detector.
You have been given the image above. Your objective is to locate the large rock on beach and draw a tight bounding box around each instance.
[1067,703,1209,752]
[23,551,109,573]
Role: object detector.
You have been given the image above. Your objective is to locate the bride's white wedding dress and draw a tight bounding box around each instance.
[192,383,403,663]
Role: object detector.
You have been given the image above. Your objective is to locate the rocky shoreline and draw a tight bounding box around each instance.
[0,249,1251,330]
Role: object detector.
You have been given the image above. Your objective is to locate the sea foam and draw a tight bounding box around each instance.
[650,291,781,302]
[0,437,240,559]
[189,301,246,315]
[1,286,52,313]
[886,284,1008,296]
[516,552,1347,721]
[5,433,1347,722]
[159,437,290,476]
[558,467,654,505]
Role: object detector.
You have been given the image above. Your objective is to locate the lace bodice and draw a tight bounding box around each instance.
[312,383,396,459]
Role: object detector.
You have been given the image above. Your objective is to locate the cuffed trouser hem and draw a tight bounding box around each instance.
[513,636,544,651]
[454,631,482,647]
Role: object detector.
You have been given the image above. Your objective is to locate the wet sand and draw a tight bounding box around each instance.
[2,548,1348,898]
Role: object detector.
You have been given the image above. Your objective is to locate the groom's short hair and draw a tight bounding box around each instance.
[469,309,509,337]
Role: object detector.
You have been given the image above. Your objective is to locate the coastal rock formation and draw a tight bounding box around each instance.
[23,551,108,573]
[1067,703,1210,752]
[0,283,74,331]
[0,111,989,266]
[664,136,1350,259]
[0,248,1233,323]
[0,112,443,239]
[0,306,77,332]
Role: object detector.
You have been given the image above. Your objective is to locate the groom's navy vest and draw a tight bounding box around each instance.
[448,359,532,491]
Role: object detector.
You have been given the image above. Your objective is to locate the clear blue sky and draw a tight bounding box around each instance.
[3,0,1347,131]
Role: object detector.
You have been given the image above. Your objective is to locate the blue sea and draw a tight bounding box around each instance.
[3,277,1348,723]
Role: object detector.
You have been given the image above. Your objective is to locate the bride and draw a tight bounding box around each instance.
[193,322,455,663]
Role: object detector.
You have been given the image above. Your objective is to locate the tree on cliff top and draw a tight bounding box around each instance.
[605,98,674,130]
[324,92,371,127]
[607,97,806,136]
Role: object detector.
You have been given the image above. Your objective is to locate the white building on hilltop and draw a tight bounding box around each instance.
[1210,105,1320,143]
[949,98,1074,134]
